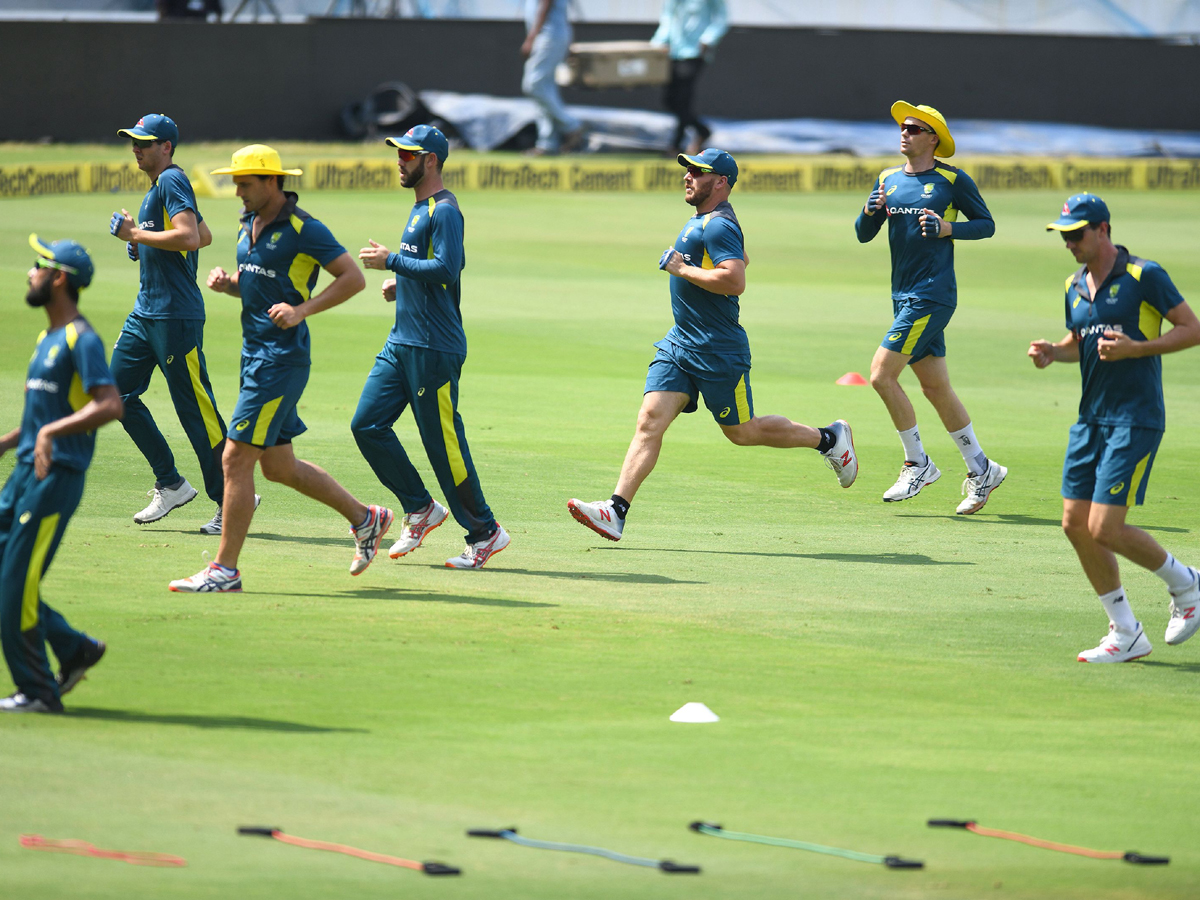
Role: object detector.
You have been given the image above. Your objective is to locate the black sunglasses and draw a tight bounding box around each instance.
[1060,226,1092,243]
[131,138,161,149]
[685,165,715,178]
[900,123,935,136]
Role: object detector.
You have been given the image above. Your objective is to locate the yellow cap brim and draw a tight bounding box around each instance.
[209,166,304,176]
[385,138,425,151]
[676,153,712,170]
[29,233,54,259]
[1046,221,1089,232]
[117,128,156,140]
[890,101,955,158]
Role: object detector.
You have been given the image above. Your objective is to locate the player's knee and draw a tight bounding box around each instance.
[258,456,291,485]
[1089,519,1119,548]
[349,411,379,442]
[1062,514,1088,541]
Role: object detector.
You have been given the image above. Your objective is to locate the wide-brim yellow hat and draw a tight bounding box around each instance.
[890,101,955,158]
[211,143,303,177]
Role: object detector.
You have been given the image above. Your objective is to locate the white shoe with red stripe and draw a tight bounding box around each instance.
[1165,567,1200,645]
[389,500,449,558]
[445,524,510,569]
[820,419,858,488]
[567,498,624,541]
[1077,622,1152,663]
[350,505,394,576]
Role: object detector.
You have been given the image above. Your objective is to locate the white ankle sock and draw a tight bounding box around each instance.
[1154,553,1195,593]
[949,422,988,476]
[898,426,926,464]
[1099,586,1137,633]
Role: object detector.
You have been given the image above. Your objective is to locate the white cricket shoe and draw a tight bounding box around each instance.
[883,457,941,502]
[820,419,858,488]
[199,494,261,535]
[1077,623,1152,663]
[567,498,624,541]
[350,505,394,576]
[446,524,510,569]
[1165,567,1200,645]
[0,692,62,713]
[956,459,1008,515]
[169,564,242,593]
[134,479,198,524]
[389,500,450,558]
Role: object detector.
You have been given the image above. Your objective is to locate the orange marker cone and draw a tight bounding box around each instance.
[836,372,868,386]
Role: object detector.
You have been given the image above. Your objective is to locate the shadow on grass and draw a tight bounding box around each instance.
[67,707,366,733]
[481,567,705,585]
[896,513,1189,534]
[256,587,557,608]
[1140,660,1200,673]
[152,531,355,547]
[598,547,970,566]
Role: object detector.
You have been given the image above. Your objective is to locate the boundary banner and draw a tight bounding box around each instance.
[3,157,1200,198]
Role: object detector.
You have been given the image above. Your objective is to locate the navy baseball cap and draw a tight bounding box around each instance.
[1047,193,1110,232]
[29,234,94,289]
[386,124,449,162]
[117,113,180,147]
[677,148,738,186]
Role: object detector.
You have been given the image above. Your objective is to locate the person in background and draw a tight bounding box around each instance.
[651,0,728,156]
[521,0,584,155]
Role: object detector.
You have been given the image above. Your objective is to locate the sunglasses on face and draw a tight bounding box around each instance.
[685,166,714,178]
[1061,227,1091,244]
[397,149,429,162]
[34,258,78,275]
[900,123,935,136]
[131,138,160,149]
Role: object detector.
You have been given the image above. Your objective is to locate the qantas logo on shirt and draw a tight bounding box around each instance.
[888,206,926,215]
[1077,323,1124,338]
[26,378,59,393]
[140,219,156,230]
[239,262,277,278]
[400,242,419,253]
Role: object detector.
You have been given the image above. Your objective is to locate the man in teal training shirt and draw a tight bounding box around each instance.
[569,148,857,541]
[108,113,230,533]
[1,237,122,713]
[356,125,509,570]
[856,101,1004,514]
[1030,193,1200,663]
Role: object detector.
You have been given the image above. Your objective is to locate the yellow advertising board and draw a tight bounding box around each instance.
[2,156,1200,198]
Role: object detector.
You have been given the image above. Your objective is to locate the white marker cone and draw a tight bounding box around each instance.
[670,702,719,723]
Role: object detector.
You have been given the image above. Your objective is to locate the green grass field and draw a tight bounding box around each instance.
[1,165,1199,899]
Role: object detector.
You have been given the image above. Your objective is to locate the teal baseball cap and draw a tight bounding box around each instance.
[29,234,94,289]
[677,148,738,186]
[1047,193,1110,232]
[117,113,180,147]
[386,124,449,162]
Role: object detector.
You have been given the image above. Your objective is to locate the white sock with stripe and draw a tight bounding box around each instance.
[1154,553,1195,593]
[897,426,926,465]
[1099,586,1138,633]
[949,422,988,476]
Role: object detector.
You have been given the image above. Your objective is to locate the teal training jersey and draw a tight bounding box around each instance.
[662,201,748,356]
[854,162,994,308]
[385,189,467,357]
[1065,246,1184,430]
[235,193,346,367]
[16,317,114,472]
[133,164,206,320]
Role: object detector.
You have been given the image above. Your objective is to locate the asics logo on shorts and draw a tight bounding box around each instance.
[720,406,731,418]
[417,387,425,397]
[19,511,31,524]
[1109,481,1125,495]
[235,419,250,431]
[166,355,174,364]
[888,332,901,341]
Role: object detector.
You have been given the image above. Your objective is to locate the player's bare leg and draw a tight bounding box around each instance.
[215,439,262,570]
[909,355,969,432]
[719,416,820,448]
[613,390,690,502]
[1062,499,1122,595]
[258,443,368,525]
[870,346,918,430]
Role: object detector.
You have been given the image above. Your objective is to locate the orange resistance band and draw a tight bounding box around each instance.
[965,823,1124,860]
[268,830,424,870]
[20,834,187,867]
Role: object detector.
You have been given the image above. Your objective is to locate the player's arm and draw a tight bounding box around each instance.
[365,207,465,284]
[33,384,123,480]
[1028,333,1079,367]
[207,266,241,298]
[0,426,20,456]
[114,208,204,252]
[855,179,887,242]
[521,0,553,56]
[664,254,746,296]
[1098,299,1200,361]
[942,174,995,240]
[198,218,213,250]
[267,252,364,330]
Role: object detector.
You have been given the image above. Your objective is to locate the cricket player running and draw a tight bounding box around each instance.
[108,114,231,533]
[568,149,857,541]
[170,146,393,592]
[1030,194,1200,662]
[355,125,509,569]
[856,102,1005,514]
[1,237,121,712]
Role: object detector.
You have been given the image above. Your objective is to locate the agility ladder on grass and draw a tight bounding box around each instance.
[690,821,923,868]
[238,827,460,875]
[468,828,700,872]
[20,834,186,867]
[928,820,1168,864]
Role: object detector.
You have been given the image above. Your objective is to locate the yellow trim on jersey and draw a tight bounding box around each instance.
[701,248,714,269]
[63,323,89,411]
[878,166,902,185]
[186,348,224,448]
[1128,450,1152,504]
[733,375,750,424]
[64,322,79,350]
[1127,262,1144,281]
[1138,300,1164,340]
[290,214,305,234]
[22,514,60,631]
[943,205,959,222]
[901,314,931,355]
[287,253,319,302]
[1064,273,1076,293]
[437,381,468,486]
[937,165,959,185]
[251,395,284,446]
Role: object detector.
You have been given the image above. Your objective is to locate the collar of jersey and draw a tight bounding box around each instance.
[1071,245,1133,300]
[241,190,299,226]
